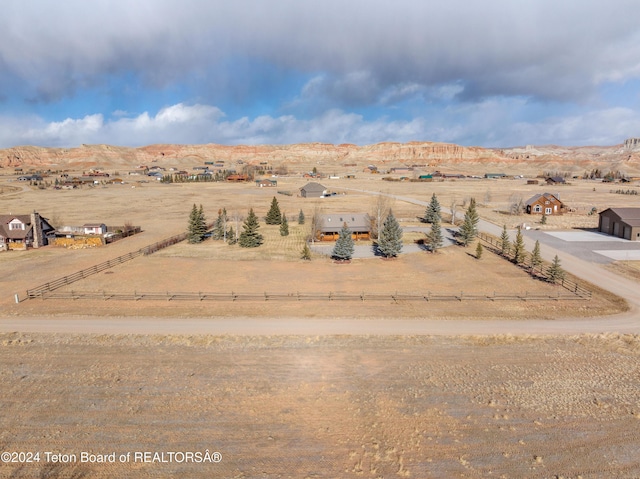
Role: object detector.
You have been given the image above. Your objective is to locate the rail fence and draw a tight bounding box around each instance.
[26,231,192,299]
[30,289,587,302]
[25,228,592,303]
[477,232,592,299]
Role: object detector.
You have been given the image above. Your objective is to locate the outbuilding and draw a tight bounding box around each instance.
[598,208,640,241]
[299,182,327,198]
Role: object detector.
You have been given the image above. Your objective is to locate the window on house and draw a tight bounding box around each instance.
[9,223,24,230]
[534,205,541,212]
[545,208,552,215]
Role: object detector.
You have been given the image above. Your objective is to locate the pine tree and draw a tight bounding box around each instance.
[424,193,441,223]
[530,240,542,272]
[298,209,305,225]
[547,255,565,284]
[500,225,510,257]
[187,204,206,243]
[541,213,548,225]
[213,208,228,240]
[187,204,200,243]
[197,204,207,239]
[280,214,289,236]
[300,243,312,260]
[238,208,263,247]
[512,227,525,264]
[458,198,479,246]
[475,241,483,259]
[227,226,237,245]
[332,224,355,261]
[265,197,282,225]
[426,214,444,253]
[377,210,403,258]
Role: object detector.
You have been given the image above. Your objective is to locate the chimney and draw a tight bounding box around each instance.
[31,211,43,248]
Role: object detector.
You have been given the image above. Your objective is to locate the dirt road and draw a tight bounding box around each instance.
[1,309,639,335]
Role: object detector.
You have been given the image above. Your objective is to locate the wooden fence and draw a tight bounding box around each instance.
[26,231,191,299]
[477,232,592,299]
[30,289,587,302]
[25,228,592,303]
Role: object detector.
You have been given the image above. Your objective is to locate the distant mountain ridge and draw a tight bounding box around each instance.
[1,140,639,175]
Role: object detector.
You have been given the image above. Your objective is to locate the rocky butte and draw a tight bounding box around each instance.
[1,140,639,175]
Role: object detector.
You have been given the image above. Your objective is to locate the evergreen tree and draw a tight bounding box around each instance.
[298,209,305,225]
[530,240,543,272]
[300,243,312,260]
[547,255,565,283]
[512,227,525,264]
[426,214,444,253]
[475,241,483,259]
[238,208,263,247]
[458,198,479,246]
[265,197,282,225]
[187,204,207,243]
[541,213,548,225]
[280,214,289,236]
[377,210,403,258]
[213,208,228,240]
[227,226,237,245]
[500,225,510,257]
[332,224,355,261]
[187,204,201,243]
[424,193,441,223]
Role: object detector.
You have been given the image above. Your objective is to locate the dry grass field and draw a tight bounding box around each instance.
[2,333,640,478]
[1,170,639,478]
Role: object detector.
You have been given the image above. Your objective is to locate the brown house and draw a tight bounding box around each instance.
[226,174,248,182]
[316,213,371,241]
[0,212,55,251]
[525,193,566,215]
[598,208,640,241]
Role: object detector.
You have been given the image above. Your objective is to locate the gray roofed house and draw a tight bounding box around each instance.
[316,213,371,241]
[598,207,640,241]
[300,182,327,198]
[546,176,566,184]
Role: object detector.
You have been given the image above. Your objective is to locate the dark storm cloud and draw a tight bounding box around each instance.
[2,0,639,106]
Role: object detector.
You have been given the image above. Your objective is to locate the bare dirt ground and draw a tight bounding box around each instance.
[2,170,640,478]
[2,333,640,478]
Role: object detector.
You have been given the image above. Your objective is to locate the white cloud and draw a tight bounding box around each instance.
[3,101,639,149]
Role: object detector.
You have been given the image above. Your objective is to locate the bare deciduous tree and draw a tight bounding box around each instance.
[309,206,323,243]
[370,193,394,240]
[450,198,458,226]
[509,194,525,215]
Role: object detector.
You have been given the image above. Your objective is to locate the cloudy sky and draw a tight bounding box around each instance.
[1,0,640,148]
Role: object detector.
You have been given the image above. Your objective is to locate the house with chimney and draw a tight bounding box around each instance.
[0,212,55,251]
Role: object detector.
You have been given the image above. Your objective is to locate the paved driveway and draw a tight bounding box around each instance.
[523,229,640,263]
